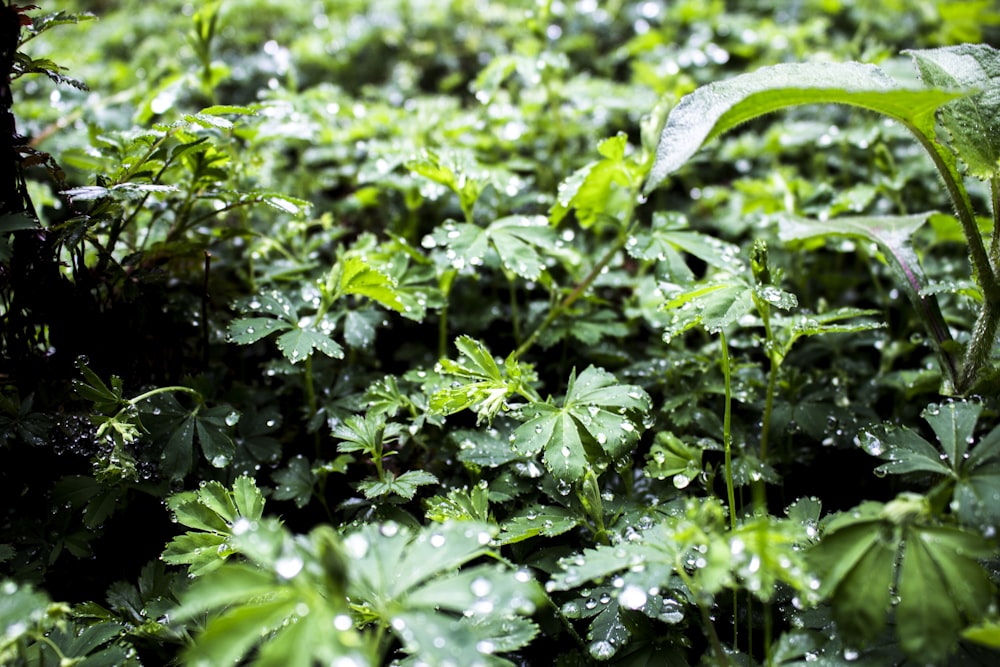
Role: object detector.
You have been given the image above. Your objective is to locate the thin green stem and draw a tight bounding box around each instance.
[990,175,1000,267]
[515,221,634,359]
[131,385,201,404]
[719,331,737,531]
[676,568,730,667]
[304,356,317,425]
[719,329,739,652]
[909,126,995,293]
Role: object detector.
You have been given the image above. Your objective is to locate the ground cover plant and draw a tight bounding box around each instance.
[3,0,1000,664]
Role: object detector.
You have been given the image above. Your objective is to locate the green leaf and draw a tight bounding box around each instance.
[424,482,492,524]
[357,469,438,500]
[276,327,344,364]
[643,431,702,489]
[499,505,580,544]
[271,456,317,509]
[344,521,541,663]
[896,524,994,661]
[809,502,995,660]
[487,215,555,280]
[964,619,1000,649]
[163,477,267,576]
[428,215,555,280]
[860,400,1000,527]
[626,212,741,277]
[644,61,965,194]
[808,519,896,645]
[905,44,1000,180]
[334,254,406,314]
[453,427,524,468]
[227,317,292,344]
[333,412,396,456]
[660,276,754,339]
[0,579,56,655]
[512,366,650,481]
[431,336,537,425]
[552,132,637,227]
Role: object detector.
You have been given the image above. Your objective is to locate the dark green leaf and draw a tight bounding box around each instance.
[905,44,1000,179]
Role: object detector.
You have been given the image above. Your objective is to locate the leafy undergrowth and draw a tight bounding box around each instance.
[3,1,1000,665]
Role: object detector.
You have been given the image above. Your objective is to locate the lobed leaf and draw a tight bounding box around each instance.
[512,366,650,481]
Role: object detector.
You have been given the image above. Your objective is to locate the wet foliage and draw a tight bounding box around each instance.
[2,1,1000,665]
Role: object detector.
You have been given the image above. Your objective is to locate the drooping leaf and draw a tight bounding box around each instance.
[660,276,754,339]
[172,522,362,667]
[644,61,965,193]
[163,476,266,576]
[271,456,317,509]
[626,212,742,278]
[499,505,580,545]
[276,326,344,364]
[643,431,703,489]
[427,215,555,280]
[861,400,1000,528]
[487,215,555,280]
[779,212,955,380]
[896,524,994,659]
[357,469,438,500]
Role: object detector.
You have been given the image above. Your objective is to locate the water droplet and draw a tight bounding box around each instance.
[275,555,304,579]
[471,577,492,597]
[589,640,616,659]
[619,584,647,610]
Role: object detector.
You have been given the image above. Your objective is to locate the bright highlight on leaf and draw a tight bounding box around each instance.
[643,61,965,194]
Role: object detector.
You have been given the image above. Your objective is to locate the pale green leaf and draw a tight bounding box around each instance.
[336,255,405,314]
[276,327,344,364]
[644,61,965,193]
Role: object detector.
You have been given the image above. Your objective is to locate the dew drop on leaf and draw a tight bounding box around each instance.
[589,640,616,659]
[619,584,647,610]
[275,555,304,579]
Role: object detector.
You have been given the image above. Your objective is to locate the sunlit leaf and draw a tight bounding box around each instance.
[644,61,965,193]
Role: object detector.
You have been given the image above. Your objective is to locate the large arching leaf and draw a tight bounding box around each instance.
[644,61,965,194]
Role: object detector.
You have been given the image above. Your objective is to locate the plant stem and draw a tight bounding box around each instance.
[131,385,201,404]
[958,299,1000,393]
[719,329,739,652]
[515,222,633,359]
[991,174,1000,266]
[677,568,730,667]
[719,330,737,531]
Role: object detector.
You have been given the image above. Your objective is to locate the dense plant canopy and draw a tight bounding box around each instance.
[3,1,1000,665]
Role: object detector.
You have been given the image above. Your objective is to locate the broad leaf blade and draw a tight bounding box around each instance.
[906,44,1000,179]
[897,524,994,661]
[644,61,964,194]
